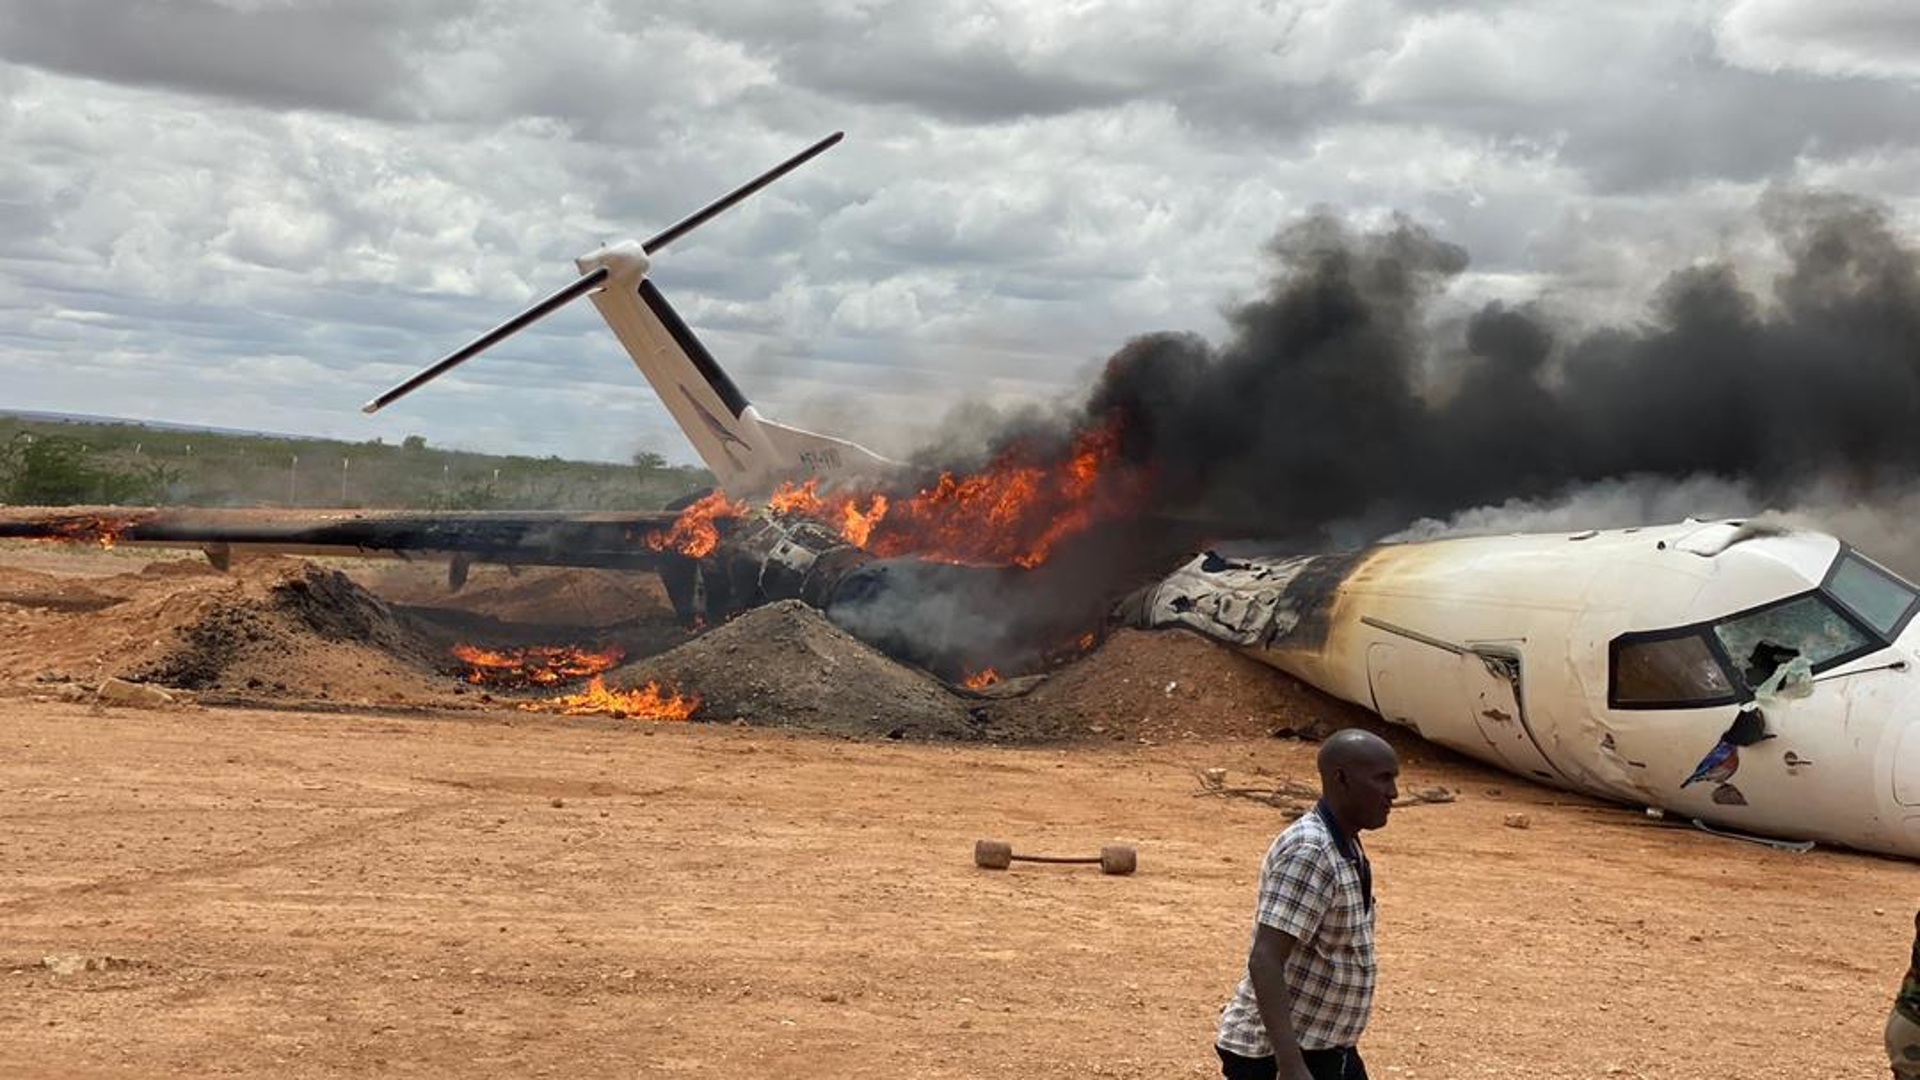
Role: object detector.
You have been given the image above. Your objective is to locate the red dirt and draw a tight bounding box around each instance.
[0,541,1909,1079]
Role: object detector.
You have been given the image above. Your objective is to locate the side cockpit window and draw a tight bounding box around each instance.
[1825,549,1920,638]
[1610,631,1739,708]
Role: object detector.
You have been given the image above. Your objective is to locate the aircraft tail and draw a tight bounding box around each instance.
[364,131,895,503]
[576,250,892,501]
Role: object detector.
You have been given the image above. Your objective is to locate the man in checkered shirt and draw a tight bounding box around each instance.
[1215,729,1400,1080]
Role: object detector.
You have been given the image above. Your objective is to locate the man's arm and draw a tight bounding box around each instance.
[1248,923,1316,1080]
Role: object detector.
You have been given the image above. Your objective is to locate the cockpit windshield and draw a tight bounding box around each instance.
[1710,593,1874,690]
[1610,550,1912,709]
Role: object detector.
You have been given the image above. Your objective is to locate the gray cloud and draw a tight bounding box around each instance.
[0,0,1917,485]
[1719,0,1920,80]
[0,0,445,117]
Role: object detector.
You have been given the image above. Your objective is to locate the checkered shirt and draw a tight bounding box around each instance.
[1899,910,1920,1025]
[1216,808,1376,1056]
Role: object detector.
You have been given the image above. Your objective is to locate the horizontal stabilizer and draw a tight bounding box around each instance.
[758,420,897,491]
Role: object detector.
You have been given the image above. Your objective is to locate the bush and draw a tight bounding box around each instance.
[0,433,174,505]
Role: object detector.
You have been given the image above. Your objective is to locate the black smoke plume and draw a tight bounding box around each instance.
[807,191,1920,677]
[1082,191,1920,549]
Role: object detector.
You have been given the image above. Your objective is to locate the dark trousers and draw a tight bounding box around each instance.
[1217,1044,1369,1080]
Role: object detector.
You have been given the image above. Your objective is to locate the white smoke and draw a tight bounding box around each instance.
[1386,472,1920,580]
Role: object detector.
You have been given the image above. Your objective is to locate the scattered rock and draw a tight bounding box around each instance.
[96,677,175,708]
[1504,813,1532,830]
[42,954,140,975]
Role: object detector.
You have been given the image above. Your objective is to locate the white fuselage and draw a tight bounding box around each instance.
[1134,520,1920,859]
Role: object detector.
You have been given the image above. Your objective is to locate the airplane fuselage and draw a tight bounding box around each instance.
[1126,520,1920,859]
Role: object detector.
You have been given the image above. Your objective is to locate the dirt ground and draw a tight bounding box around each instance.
[0,542,1912,1078]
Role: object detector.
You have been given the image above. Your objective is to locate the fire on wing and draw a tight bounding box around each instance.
[632,416,1155,681]
[778,422,1142,568]
[645,418,1147,569]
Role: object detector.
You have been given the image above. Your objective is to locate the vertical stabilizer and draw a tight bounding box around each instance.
[362,132,891,502]
[575,242,893,502]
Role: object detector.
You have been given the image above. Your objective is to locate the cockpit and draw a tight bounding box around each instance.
[1609,547,1920,709]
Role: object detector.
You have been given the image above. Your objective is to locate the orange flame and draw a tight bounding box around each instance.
[639,416,1147,571]
[519,676,700,720]
[44,516,145,550]
[452,643,625,686]
[769,419,1146,568]
[643,491,744,557]
[1041,629,1103,667]
[962,668,1001,690]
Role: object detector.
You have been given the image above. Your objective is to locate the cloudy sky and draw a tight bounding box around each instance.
[3,0,1918,467]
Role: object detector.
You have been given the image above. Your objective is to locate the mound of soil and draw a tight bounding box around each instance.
[127,560,457,701]
[616,600,987,740]
[0,546,1400,751]
[0,566,119,612]
[979,626,1379,743]
[0,557,251,687]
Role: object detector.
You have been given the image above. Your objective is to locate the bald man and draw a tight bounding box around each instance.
[1215,729,1400,1080]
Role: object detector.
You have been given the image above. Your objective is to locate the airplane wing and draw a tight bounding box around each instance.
[0,506,680,583]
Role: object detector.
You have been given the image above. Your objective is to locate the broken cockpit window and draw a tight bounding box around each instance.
[1710,593,1875,690]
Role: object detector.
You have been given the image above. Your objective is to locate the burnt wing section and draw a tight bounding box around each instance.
[0,507,680,571]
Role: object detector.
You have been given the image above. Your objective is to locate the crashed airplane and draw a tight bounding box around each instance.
[1121,521,1920,859]
[353,133,1920,858]
[9,134,1920,858]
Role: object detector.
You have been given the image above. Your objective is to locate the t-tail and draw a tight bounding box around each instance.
[363,132,894,503]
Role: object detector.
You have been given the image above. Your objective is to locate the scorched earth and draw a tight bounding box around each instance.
[0,542,1908,1079]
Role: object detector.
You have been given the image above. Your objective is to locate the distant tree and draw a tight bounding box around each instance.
[444,481,502,510]
[0,433,172,505]
[402,434,428,451]
[0,434,98,504]
[631,450,667,469]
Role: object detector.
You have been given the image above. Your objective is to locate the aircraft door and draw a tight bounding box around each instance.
[1366,642,1479,757]
[1464,646,1565,784]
